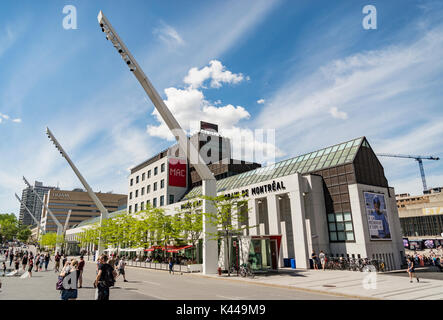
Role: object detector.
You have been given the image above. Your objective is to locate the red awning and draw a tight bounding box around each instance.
[166,245,194,253]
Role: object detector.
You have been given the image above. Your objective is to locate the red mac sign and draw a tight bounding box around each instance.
[169,159,187,188]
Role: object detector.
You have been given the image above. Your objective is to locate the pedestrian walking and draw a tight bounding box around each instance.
[2,262,6,276]
[35,253,40,272]
[27,256,34,277]
[22,254,28,271]
[407,257,419,283]
[311,250,319,270]
[116,256,128,282]
[54,252,61,272]
[62,254,67,268]
[77,256,85,288]
[9,251,14,267]
[44,253,51,271]
[14,257,20,273]
[94,255,117,300]
[319,251,326,271]
[39,254,45,272]
[168,257,174,275]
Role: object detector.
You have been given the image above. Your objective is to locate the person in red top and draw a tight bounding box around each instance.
[77,256,85,288]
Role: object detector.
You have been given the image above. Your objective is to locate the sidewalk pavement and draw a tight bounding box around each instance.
[190,268,443,300]
[77,257,443,300]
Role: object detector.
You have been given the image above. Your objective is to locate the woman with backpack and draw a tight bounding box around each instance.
[58,259,78,300]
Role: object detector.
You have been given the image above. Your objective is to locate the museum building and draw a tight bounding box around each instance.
[66,135,405,271]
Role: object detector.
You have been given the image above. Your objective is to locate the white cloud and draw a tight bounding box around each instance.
[12,118,21,123]
[1,113,9,119]
[184,60,245,89]
[147,61,281,164]
[257,99,265,104]
[329,107,348,120]
[153,23,185,47]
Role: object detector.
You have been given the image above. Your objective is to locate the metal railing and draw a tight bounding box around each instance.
[124,260,199,273]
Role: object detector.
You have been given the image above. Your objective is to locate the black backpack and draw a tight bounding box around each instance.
[102,265,115,287]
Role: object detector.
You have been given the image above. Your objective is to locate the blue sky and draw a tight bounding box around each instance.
[1,0,442,216]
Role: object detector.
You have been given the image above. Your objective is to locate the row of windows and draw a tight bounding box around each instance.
[129,180,165,199]
[128,195,174,213]
[130,163,166,186]
[327,212,355,241]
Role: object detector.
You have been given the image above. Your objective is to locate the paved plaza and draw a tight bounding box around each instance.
[0,257,341,300]
[1,254,442,300]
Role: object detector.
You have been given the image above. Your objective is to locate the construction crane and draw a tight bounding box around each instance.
[376,153,440,192]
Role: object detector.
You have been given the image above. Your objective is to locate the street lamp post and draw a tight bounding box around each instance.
[45,127,109,255]
[23,177,63,253]
[97,11,218,274]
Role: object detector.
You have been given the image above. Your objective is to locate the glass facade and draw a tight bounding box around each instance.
[184,137,363,199]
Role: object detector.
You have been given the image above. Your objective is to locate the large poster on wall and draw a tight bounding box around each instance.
[364,192,391,240]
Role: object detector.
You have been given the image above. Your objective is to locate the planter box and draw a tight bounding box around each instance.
[187,264,203,273]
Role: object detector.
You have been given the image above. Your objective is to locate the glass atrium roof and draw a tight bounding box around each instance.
[183,137,364,199]
[75,209,126,228]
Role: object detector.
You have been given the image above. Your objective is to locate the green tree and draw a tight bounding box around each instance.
[17,224,32,242]
[0,213,19,243]
[175,199,203,261]
[201,192,252,276]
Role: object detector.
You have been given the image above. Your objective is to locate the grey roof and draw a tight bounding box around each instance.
[184,137,365,199]
[74,209,126,228]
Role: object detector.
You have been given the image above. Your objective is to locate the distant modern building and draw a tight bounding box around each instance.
[19,181,58,227]
[40,189,127,233]
[397,188,443,242]
[127,122,261,213]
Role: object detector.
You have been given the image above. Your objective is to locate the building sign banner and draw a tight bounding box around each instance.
[364,192,391,240]
[168,158,187,188]
[422,207,443,215]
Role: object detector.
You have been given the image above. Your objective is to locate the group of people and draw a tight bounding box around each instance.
[2,249,52,277]
[311,250,327,270]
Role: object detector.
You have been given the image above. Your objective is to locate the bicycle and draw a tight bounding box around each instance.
[239,263,255,278]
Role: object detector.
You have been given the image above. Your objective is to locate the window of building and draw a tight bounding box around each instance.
[153,198,157,208]
[141,187,145,196]
[147,185,151,193]
[160,195,164,206]
[169,195,174,204]
[130,178,133,186]
[128,205,132,213]
[129,192,132,200]
[134,203,138,212]
[154,167,158,175]
[161,179,164,189]
[148,170,151,179]
[328,212,354,242]
[161,163,165,172]
[142,173,145,181]
[141,202,144,211]
[147,200,150,207]
[136,176,139,184]
[135,190,138,198]
[154,182,157,191]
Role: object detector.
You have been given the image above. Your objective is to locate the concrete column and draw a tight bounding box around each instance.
[202,179,218,274]
[267,195,281,235]
[288,175,310,269]
[248,198,259,236]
